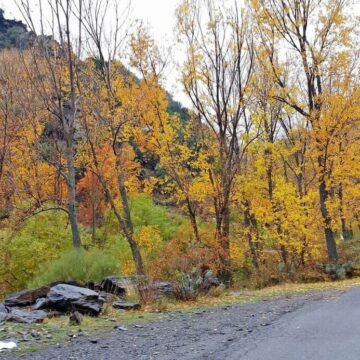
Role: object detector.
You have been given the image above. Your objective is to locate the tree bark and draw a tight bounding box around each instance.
[65,147,81,248]
[319,180,338,262]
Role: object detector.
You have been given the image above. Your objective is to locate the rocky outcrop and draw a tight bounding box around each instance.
[46,284,104,316]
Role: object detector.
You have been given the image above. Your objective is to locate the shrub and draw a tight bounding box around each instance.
[173,268,203,301]
[29,248,120,288]
[0,211,78,292]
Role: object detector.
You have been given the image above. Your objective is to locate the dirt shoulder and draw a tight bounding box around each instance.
[1,287,345,360]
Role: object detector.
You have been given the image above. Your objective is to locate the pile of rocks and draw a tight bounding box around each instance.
[0,276,149,324]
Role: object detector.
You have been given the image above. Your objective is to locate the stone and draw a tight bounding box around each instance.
[69,311,83,326]
[112,301,141,311]
[32,298,49,310]
[47,284,104,316]
[0,304,9,313]
[152,282,175,297]
[201,270,220,291]
[8,310,48,324]
[5,286,51,307]
[99,276,127,297]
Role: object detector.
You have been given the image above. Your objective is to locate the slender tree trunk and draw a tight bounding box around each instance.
[244,202,259,269]
[186,198,200,242]
[216,204,231,284]
[319,180,338,262]
[115,155,145,276]
[65,146,81,248]
[339,183,352,240]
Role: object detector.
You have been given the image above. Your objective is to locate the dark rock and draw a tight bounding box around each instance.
[69,311,83,326]
[5,286,51,307]
[99,276,127,296]
[112,301,141,311]
[8,310,48,324]
[47,284,103,316]
[153,282,175,297]
[32,297,49,310]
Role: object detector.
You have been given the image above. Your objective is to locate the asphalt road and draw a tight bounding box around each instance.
[2,287,359,360]
[234,287,360,360]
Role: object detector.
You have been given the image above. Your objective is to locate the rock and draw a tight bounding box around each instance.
[32,297,49,310]
[116,326,128,331]
[152,282,175,297]
[5,286,51,307]
[8,310,48,324]
[201,270,220,291]
[69,311,83,326]
[99,276,127,297]
[112,301,141,311]
[0,304,9,313]
[0,313,8,322]
[47,284,104,316]
[89,338,98,344]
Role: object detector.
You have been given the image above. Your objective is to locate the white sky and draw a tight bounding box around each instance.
[0,0,187,104]
[1,0,360,107]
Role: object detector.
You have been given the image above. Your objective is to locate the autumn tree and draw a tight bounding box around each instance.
[176,0,257,281]
[252,0,359,263]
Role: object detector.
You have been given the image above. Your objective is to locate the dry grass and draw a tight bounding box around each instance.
[146,277,360,313]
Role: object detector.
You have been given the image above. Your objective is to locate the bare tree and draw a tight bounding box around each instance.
[16,0,83,248]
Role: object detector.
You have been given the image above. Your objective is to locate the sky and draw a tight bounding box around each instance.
[0,0,187,104]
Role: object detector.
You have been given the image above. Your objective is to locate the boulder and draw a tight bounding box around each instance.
[5,286,51,307]
[8,309,48,324]
[112,301,141,311]
[99,276,127,297]
[46,284,104,316]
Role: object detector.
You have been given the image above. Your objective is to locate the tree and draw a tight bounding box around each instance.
[252,0,359,263]
[16,0,84,248]
[176,0,257,281]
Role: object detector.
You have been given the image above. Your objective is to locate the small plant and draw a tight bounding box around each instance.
[322,262,355,280]
[173,268,203,301]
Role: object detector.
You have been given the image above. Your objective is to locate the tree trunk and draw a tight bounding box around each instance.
[244,202,259,270]
[115,156,145,276]
[186,198,201,242]
[319,180,338,262]
[66,148,81,248]
[216,205,231,284]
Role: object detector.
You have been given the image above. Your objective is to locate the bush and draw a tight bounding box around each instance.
[0,211,78,292]
[173,268,203,301]
[29,248,120,288]
[323,262,355,280]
